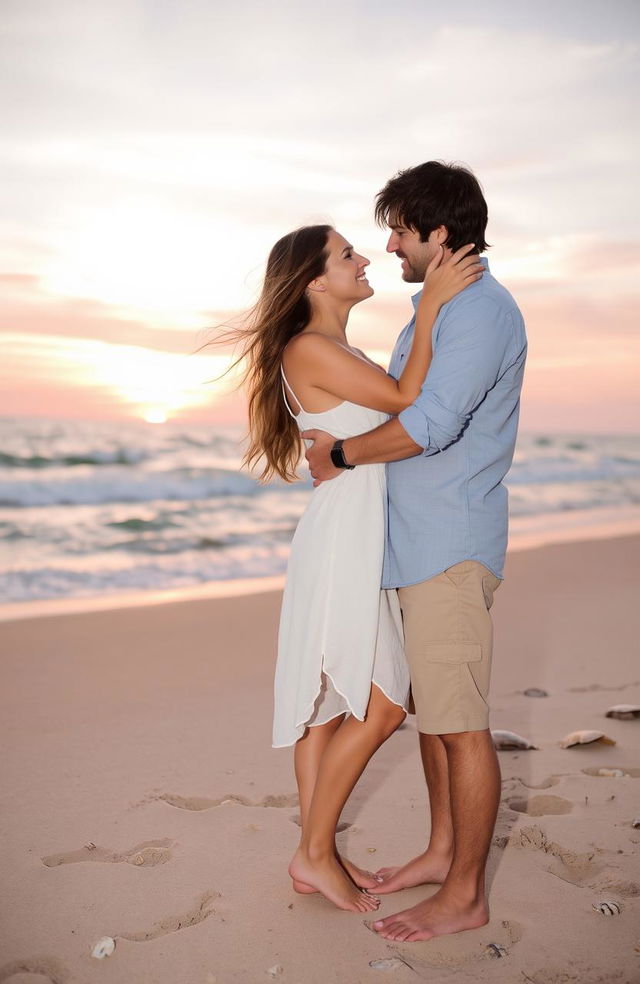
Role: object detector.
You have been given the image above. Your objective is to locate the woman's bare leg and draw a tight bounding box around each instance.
[292,714,381,892]
[289,685,406,912]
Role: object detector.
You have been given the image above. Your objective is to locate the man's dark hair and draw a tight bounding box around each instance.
[375,161,489,253]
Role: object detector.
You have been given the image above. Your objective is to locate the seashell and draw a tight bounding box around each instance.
[592,900,621,916]
[370,957,410,970]
[596,768,625,778]
[632,817,640,829]
[560,730,616,749]
[266,967,283,979]
[91,936,116,959]
[491,729,538,750]
[606,704,640,720]
[485,943,508,958]
[523,688,548,698]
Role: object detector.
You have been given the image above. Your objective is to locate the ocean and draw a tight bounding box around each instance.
[1,417,639,607]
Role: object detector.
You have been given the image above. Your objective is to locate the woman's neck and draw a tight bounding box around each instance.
[305,303,351,342]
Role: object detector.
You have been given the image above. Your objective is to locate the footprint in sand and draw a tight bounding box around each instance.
[515,824,604,886]
[41,838,173,868]
[0,957,69,984]
[503,774,561,790]
[157,792,299,811]
[507,795,573,816]
[117,890,219,942]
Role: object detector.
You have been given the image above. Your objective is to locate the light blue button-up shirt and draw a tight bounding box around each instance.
[382,258,527,588]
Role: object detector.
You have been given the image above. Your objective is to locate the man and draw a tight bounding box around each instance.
[303,161,527,942]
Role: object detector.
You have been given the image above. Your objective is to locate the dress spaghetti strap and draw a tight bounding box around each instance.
[280,365,305,417]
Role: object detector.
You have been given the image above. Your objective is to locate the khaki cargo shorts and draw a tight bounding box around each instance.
[398,560,501,735]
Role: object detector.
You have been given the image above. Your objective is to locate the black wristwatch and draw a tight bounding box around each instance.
[330,439,355,470]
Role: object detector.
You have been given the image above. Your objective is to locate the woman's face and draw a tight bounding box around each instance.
[313,230,373,304]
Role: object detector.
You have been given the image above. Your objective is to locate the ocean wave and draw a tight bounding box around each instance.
[0,448,149,468]
[0,466,263,507]
[0,551,291,602]
[508,455,640,485]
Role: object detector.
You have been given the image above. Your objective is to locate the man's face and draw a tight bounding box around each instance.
[386,220,444,283]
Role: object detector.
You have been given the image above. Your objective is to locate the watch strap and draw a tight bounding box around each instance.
[330,439,355,470]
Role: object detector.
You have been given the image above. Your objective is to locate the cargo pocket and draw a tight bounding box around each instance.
[423,642,482,663]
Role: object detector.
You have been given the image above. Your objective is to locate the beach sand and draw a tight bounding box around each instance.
[1,534,639,984]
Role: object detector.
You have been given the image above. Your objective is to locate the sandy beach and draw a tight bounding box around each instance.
[1,533,639,984]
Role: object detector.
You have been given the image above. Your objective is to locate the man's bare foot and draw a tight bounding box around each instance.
[374,849,452,894]
[372,886,488,942]
[342,857,383,890]
[289,849,380,912]
[293,854,382,894]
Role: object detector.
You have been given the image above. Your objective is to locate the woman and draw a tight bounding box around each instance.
[236,225,482,913]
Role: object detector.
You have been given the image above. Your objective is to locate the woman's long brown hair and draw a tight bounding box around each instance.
[223,225,332,482]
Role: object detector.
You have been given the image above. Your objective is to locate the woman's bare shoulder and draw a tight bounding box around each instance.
[284,332,345,364]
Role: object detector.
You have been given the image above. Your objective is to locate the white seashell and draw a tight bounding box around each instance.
[560,730,616,749]
[491,729,538,750]
[485,943,508,958]
[266,966,283,979]
[370,957,409,970]
[596,768,624,777]
[606,704,640,720]
[592,900,621,916]
[91,936,116,959]
[523,688,548,698]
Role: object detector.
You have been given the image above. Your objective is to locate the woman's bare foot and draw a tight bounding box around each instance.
[374,849,452,894]
[372,885,488,941]
[293,853,382,894]
[289,849,380,912]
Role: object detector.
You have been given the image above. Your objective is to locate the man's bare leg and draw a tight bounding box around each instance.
[373,728,500,941]
[375,732,453,893]
[289,685,406,912]
[292,715,381,892]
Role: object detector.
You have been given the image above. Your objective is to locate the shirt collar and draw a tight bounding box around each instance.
[411,256,490,310]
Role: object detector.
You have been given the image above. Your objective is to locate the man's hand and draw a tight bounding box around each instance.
[301,429,341,486]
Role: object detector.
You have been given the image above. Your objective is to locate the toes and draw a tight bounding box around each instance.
[361,896,380,911]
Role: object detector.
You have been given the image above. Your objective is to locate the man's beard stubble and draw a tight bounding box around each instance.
[400,255,427,283]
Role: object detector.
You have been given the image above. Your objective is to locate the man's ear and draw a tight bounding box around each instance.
[433,225,449,246]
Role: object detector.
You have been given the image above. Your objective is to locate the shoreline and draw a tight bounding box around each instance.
[2,505,640,623]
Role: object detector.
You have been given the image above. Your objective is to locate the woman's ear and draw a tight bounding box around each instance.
[307,277,326,294]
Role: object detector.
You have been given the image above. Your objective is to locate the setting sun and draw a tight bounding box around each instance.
[143,408,168,423]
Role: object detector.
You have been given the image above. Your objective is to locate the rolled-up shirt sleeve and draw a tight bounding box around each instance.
[399,295,518,454]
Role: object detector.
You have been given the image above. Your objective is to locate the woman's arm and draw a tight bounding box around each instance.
[284,244,482,416]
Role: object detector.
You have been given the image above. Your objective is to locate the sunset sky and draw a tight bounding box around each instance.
[1,0,639,431]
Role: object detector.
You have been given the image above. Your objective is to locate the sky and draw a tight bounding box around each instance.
[1,0,639,432]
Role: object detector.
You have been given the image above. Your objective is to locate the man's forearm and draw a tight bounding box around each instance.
[342,416,422,465]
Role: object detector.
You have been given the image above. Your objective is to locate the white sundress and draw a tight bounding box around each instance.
[272,366,410,748]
